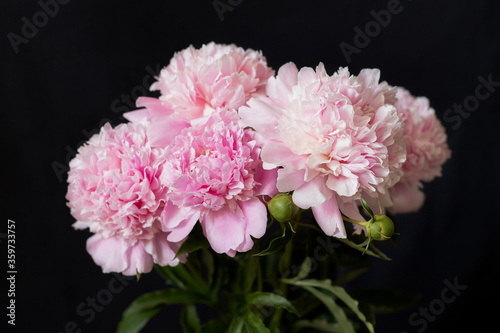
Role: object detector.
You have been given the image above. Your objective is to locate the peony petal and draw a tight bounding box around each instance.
[161,201,195,231]
[338,201,366,222]
[388,182,425,214]
[240,198,267,239]
[86,234,127,274]
[122,242,154,275]
[277,168,306,192]
[266,62,298,104]
[261,141,301,167]
[326,173,359,197]
[123,109,150,123]
[142,233,183,267]
[201,206,245,254]
[148,117,190,147]
[239,98,282,141]
[136,96,174,118]
[254,168,278,196]
[311,197,346,238]
[292,175,333,209]
[166,212,200,242]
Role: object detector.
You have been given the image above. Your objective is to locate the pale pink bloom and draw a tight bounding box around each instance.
[152,42,273,119]
[388,87,451,214]
[124,97,190,148]
[124,42,273,146]
[159,111,277,256]
[66,122,184,275]
[239,63,406,237]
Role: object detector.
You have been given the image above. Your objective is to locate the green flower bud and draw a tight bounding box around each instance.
[367,215,395,241]
[268,193,298,223]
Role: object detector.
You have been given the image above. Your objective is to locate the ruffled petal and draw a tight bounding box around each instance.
[161,201,193,230]
[266,62,298,105]
[142,233,184,267]
[239,99,283,141]
[292,175,333,209]
[326,173,359,197]
[122,242,154,275]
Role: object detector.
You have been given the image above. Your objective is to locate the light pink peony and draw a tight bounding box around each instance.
[239,63,406,237]
[151,42,274,119]
[124,42,274,147]
[388,87,451,214]
[159,111,277,256]
[66,122,184,275]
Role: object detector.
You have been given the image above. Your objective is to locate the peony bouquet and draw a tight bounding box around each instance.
[66,42,450,332]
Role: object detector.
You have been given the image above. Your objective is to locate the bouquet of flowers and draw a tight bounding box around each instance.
[66,42,450,332]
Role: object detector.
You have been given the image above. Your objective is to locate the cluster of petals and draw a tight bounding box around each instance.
[239,63,407,238]
[67,41,452,275]
[388,88,451,214]
[66,122,184,275]
[159,111,277,256]
[151,42,274,119]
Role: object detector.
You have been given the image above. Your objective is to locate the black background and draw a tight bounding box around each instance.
[2,0,500,332]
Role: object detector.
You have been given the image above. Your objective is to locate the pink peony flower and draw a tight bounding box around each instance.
[124,43,274,147]
[66,122,184,275]
[152,42,274,119]
[388,87,451,214]
[239,63,406,238]
[159,111,277,256]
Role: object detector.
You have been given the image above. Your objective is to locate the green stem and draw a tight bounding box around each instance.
[256,254,263,292]
[341,214,370,226]
[269,222,297,330]
[185,260,209,289]
[295,222,322,233]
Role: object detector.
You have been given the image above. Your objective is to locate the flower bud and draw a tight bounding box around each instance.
[268,193,299,223]
[368,215,395,241]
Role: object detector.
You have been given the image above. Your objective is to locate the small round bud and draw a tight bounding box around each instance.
[268,193,298,223]
[368,215,395,241]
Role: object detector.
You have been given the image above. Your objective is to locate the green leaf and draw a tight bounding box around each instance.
[357,302,376,328]
[176,223,210,257]
[281,257,313,284]
[200,319,228,333]
[246,292,300,316]
[228,314,245,333]
[116,289,205,333]
[254,222,294,257]
[155,264,210,296]
[287,279,374,333]
[180,304,201,333]
[290,293,322,317]
[298,285,355,333]
[359,197,374,219]
[337,237,391,261]
[240,255,258,293]
[228,311,271,333]
[246,312,271,333]
[292,319,345,333]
